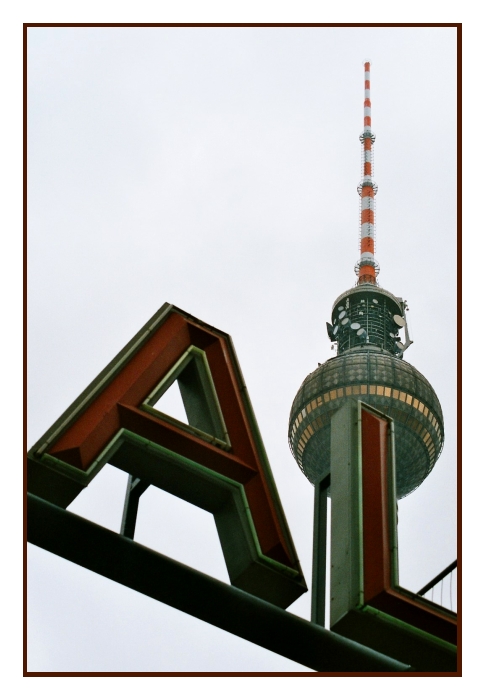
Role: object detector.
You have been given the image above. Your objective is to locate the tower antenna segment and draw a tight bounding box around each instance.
[356,61,379,285]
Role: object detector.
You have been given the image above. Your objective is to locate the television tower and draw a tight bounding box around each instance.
[288,63,444,499]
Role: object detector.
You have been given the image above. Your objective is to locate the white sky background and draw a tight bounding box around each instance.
[27,25,457,673]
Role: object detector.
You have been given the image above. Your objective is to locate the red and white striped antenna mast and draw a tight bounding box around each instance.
[355,61,380,285]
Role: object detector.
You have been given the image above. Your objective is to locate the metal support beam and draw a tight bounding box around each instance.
[27,493,411,672]
[120,475,150,539]
[311,474,330,627]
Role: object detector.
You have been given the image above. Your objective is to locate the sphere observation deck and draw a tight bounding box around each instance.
[288,285,444,499]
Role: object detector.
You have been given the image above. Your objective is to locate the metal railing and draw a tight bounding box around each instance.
[417,560,457,612]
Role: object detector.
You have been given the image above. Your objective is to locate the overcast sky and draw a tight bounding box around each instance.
[27,25,457,673]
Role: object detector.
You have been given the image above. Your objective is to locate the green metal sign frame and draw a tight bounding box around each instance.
[27,304,308,608]
[327,400,457,671]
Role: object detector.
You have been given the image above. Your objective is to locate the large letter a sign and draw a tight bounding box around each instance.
[28,304,307,608]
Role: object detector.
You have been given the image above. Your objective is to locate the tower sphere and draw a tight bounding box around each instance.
[288,285,444,499]
[288,65,444,499]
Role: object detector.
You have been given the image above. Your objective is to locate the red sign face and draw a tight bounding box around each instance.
[28,304,307,608]
[329,401,457,671]
[360,407,457,645]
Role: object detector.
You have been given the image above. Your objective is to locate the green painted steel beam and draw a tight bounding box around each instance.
[27,493,411,673]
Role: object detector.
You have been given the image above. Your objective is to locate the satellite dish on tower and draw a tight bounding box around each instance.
[393,315,406,327]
